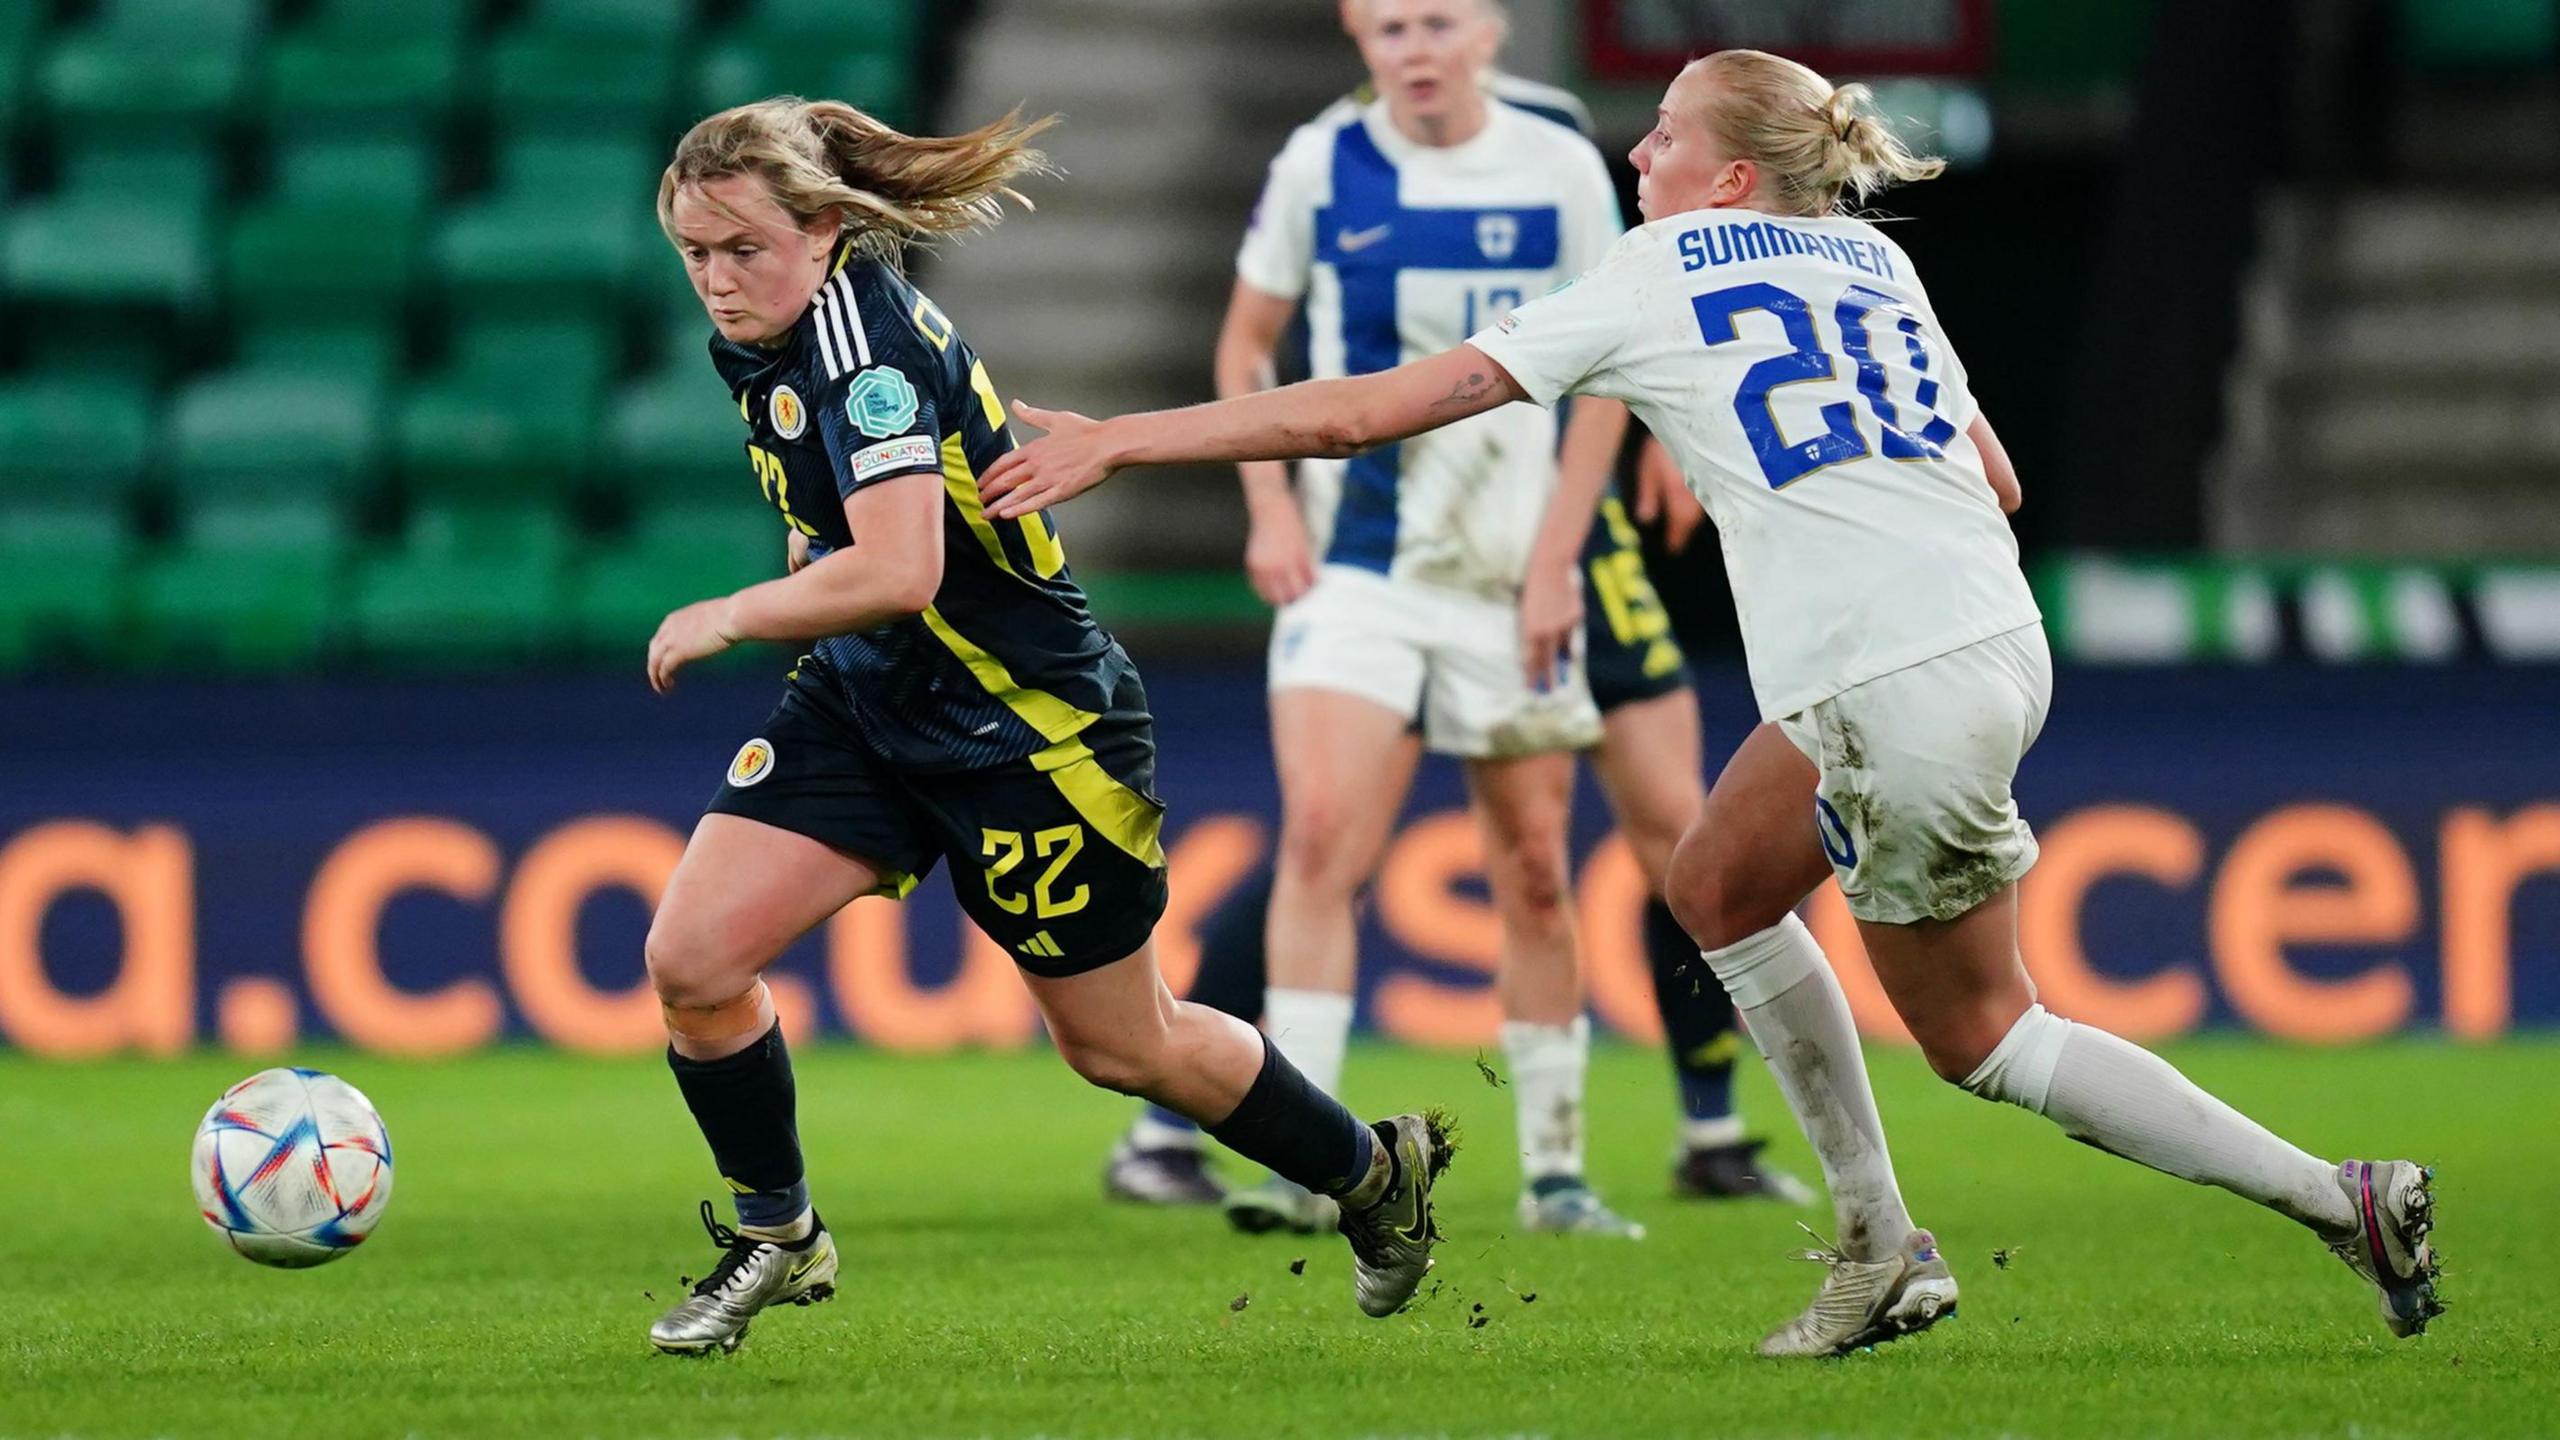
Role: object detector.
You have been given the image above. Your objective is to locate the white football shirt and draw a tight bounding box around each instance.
[1470,208,2042,719]
[1237,99,1622,599]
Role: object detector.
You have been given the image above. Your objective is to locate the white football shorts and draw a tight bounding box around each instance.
[1267,564,1603,759]
[1778,622,2053,924]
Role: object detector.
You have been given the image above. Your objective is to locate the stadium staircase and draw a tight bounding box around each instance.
[924,0,1348,571]
[2212,3,2560,562]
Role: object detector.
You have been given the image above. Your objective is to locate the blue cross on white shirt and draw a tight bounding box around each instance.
[1311,121,1561,574]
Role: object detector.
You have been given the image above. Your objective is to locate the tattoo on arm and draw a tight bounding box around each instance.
[1427,371,1496,414]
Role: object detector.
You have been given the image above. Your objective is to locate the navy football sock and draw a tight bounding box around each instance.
[667,1022,810,1230]
[1206,1034,1376,1197]
[1646,898,1740,1125]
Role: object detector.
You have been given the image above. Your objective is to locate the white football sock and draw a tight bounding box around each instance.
[1263,987,1353,1097]
[1501,1015,1590,1184]
[1703,916,1914,1261]
[1127,1110,1203,1151]
[1680,1115,1748,1150]
[1964,1005,2354,1234]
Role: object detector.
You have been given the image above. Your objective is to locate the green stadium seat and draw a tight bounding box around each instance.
[394,321,615,495]
[270,136,438,220]
[3,147,220,340]
[0,505,134,669]
[0,376,156,503]
[57,144,224,213]
[692,43,915,128]
[225,212,418,341]
[0,6,36,138]
[569,503,781,652]
[482,0,692,133]
[513,0,690,47]
[435,204,654,317]
[434,137,658,319]
[742,0,921,53]
[350,502,571,661]
[128,500,350,668]
[501,135,661,201]
[602,260,754,497]
[230,322,405,388]
[1,200,217,325]
[222,136,435,366]
[649,259,714,361]
[487,33,678,128]
[605,369,754,501]
[2400,0,2560,66]
[262,0,472,136]
[697,0,921,120]
[38,0,260,132]
[164,371,386,503]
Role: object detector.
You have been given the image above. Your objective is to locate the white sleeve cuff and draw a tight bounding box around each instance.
[1466,327,1564,408]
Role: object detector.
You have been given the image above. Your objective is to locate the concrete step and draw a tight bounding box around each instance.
[2315,194,2560,288]
[2284,388,2560,468]
[2391,83,2560,182]
[2226,481,2560,558]
[2287,297,2560,373]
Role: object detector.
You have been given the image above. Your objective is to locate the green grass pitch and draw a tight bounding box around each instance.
[4,1038,2553,1438]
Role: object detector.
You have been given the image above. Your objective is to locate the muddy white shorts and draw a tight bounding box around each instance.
[1268,564,1603,759]
[1777,623,2053,924]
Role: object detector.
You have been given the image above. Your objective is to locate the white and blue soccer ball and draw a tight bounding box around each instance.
[191,1067,395,1268]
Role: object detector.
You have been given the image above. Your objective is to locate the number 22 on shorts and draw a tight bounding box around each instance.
[980,825,1090,918]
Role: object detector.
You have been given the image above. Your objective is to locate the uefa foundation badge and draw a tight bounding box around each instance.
[728,738,776,787]
[769,385,807,439]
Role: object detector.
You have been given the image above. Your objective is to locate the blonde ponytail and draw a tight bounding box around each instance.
[1690,51,1945,216]
[659,97,1059,262]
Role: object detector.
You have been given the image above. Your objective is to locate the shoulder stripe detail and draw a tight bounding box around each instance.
[823,272,872,371]
[814,284,854,379]
[812,304,841,376]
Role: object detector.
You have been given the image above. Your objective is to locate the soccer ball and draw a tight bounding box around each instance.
[191,1067,395,1268]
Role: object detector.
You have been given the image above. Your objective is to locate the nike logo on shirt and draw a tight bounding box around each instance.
[1336,224,1393,253]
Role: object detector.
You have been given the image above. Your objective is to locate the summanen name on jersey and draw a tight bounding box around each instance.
[1677,220,1897,280]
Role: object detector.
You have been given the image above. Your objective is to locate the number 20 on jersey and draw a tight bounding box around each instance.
[1691,281,1959,490]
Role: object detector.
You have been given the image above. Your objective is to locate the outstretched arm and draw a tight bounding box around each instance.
[979,345,1528,520]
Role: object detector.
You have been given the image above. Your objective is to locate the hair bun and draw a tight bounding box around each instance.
[1691,50,1946,215]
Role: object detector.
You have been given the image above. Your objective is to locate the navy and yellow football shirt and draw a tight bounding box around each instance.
[708,245,1137,774]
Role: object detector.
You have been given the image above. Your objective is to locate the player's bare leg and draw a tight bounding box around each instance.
[1591,689,1811,1203]
[645,815,876,1354]
[1665,723,1949,1355]
[1233,687,1420,1234]
[1026,941,1453,1316]
[1861,889,2443,1338]
[1107,719,1422,1210]
[1466,750,1642,1238]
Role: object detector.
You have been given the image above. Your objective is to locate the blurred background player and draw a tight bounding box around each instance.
[979,48,2445,1362]
[637,97,1452,1353]
[1104,0,1807,1221]
[1093,0,1653,1242]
